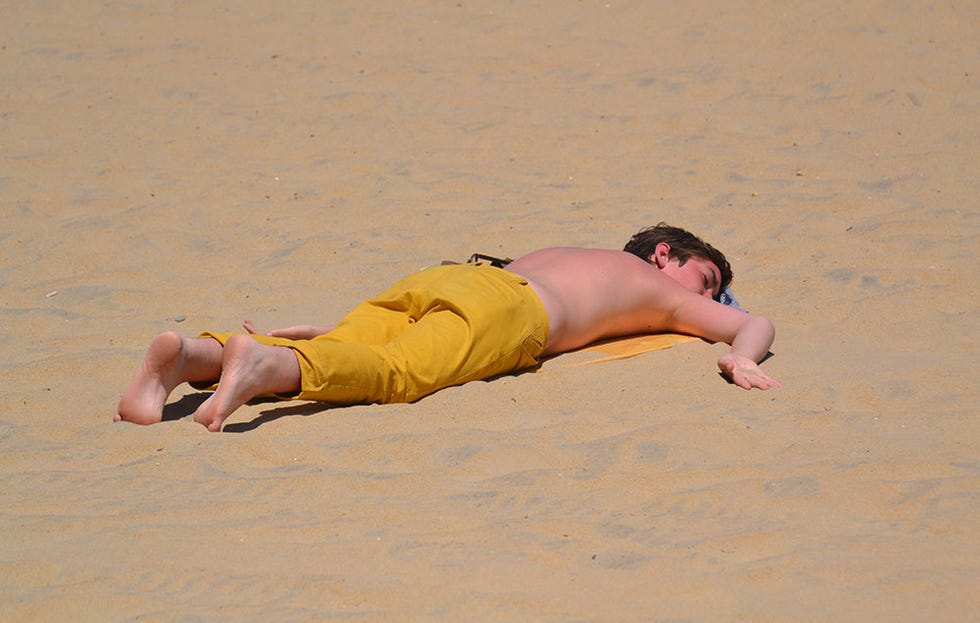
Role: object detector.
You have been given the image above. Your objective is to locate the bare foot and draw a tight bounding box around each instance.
[116,332,221,425]
[193,334,301,432]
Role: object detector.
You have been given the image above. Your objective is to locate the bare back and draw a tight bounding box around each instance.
[505,247,692,355]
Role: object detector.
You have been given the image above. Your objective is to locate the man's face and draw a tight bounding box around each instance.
[660,256,722,300]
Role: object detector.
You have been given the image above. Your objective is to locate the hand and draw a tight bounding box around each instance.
[242,319,334,340]
[717,353,781,390]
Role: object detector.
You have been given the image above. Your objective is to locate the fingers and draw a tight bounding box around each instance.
[243,320,302,338]
[726,361,781,390]
[267,326,301,338]
[242,322,331,340]
[267,325,314,339]
[739,372,781,390]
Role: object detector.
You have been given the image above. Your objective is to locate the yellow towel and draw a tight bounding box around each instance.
[569,333,698,366]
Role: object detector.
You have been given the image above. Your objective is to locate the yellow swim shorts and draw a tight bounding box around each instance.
[201,262,549,404]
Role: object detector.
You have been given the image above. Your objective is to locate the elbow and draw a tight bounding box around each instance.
[755,315,776,356]
[732,314,776,362]
[761,315,776,341]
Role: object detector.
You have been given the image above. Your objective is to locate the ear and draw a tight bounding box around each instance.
[650,242,672,268]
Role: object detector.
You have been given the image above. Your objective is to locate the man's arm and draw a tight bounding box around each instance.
[668,294,781,390]
[726,313,775,362]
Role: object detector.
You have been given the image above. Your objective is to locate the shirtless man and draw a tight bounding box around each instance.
[116,224,779,432]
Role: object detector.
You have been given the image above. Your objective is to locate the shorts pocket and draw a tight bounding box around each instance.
[518,323,547,366]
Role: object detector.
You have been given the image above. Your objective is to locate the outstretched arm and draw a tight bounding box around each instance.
[671,296,781,390]
[242,319,334,339]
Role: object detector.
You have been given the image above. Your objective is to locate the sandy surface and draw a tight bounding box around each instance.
[2,1,978,621]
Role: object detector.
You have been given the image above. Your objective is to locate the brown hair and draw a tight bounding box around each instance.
[623,222,733,296]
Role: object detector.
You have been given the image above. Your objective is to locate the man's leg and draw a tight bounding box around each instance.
[290,304,540,405]
[192,334,301,432]
[116,332,224,425]
[289,264,547,405]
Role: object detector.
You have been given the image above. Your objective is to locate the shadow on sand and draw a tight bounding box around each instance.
[161,392,335,432]
[222,401,336,433]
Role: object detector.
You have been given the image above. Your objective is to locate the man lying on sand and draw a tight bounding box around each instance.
[117,223,780,432]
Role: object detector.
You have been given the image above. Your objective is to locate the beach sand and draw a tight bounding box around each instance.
[2,1,977,621]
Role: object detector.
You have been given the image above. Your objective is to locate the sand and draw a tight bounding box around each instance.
[2,1,978,621]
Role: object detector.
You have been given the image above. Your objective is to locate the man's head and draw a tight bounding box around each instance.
[623,222,733,299]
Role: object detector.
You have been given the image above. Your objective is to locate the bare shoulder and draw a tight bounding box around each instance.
[507,247,650,278]
[506,247,679,353]
[506,248,657,302]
